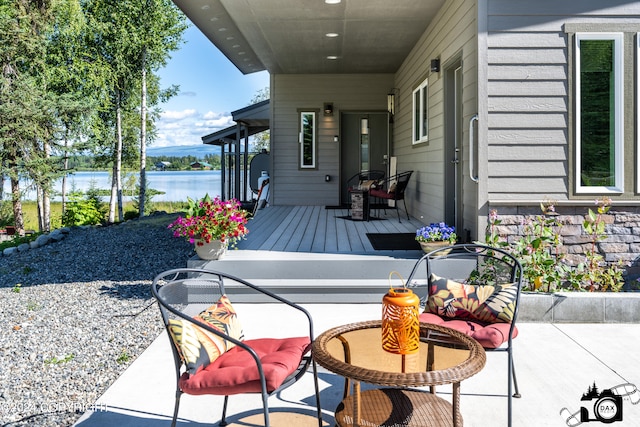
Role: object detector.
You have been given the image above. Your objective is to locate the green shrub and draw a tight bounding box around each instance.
[62,193,105,226]
[486,198,624,292]
[0,200,14,227]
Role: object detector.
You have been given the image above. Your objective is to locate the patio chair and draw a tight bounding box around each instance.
[368,170,413,222]
[344,170,385,217]
[405,243,523,427]
[152,268,323,427]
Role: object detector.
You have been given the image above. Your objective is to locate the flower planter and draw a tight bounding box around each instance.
[419,240,451,254]
[195,239,227,260]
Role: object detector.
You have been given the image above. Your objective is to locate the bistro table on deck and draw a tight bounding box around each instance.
[312,320,486,427]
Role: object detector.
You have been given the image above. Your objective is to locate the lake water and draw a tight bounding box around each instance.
[3,170,222,202]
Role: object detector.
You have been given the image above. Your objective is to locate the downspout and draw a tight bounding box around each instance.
[476,0,490,240]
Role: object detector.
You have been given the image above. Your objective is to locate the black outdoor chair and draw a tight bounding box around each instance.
[369,170,413,222]
[152,268,323,427]
[345,170,385,219]
[406,243,523,427]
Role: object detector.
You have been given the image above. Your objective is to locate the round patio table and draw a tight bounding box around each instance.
[312,320,486,427]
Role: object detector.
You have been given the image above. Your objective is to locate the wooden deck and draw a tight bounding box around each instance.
[237,205,425,254]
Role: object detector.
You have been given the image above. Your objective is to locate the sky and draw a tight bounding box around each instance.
[154,24,269,148]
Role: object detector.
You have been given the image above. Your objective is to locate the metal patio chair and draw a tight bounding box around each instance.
[406,243,523,427]
[152,268,323,427]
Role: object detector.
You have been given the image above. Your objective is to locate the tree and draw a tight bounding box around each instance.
[0,0,54,235]
[250,87,270,152]
[45,0,104,224]
[84,0,142,223]
[84,0,185,222]
[132,0,186,217]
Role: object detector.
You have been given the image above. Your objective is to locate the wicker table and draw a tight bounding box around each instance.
[312,320,486,427]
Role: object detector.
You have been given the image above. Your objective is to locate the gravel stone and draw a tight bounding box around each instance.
[0,213,193,426]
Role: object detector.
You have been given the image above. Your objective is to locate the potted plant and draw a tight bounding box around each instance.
[415,222,457,253]
[168,194,249,260]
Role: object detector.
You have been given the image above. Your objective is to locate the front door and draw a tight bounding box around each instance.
[444,61,464,240]
[340,112,389,205]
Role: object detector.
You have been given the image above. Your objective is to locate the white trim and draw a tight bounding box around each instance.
[412,77,429,144]
[575,32,624,194]
[299,111,316,169]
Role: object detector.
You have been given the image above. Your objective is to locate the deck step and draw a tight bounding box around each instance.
[186,250,426,303]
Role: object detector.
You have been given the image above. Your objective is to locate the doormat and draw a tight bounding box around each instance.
[366,233,421,251]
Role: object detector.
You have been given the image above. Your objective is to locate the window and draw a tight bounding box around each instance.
[412,78,428,144]
[575,33,623,193]
[299,111,316,169]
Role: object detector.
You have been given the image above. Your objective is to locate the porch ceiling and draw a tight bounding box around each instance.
[171,0,446,74]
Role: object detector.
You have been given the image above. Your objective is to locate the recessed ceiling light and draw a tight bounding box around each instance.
[210,17,218,22]
[326,33,339,38]
[327,55,339,60]
[218,27,227,32]
[325,0,341,4]
[201,4,210,10]
[226,36,234,40]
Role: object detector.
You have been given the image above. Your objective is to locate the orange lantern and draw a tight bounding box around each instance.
[382,283,420,355]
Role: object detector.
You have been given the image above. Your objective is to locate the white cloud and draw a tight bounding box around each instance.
[153,109,235,147]
[202,110,227,120]
[161,109,197,121]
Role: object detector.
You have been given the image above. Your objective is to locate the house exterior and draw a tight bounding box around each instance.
[190,161,213,170]
[173,1,640,276]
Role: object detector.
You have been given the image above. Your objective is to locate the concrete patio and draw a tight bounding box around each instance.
[73,207,640,426]
[74,302,640,426]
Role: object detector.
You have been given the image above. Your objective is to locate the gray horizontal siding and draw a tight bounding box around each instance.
[484,0,640,204]
[393,0,478,231]
[485,3,566,201]
[487,129,568,145]
[271,74,393,206]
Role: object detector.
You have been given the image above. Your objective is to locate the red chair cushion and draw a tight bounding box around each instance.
[179,337,311,395]
[369,188,395,199]
[419,312,518,349]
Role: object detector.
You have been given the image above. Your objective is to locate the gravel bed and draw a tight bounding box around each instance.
[0,213,194,426]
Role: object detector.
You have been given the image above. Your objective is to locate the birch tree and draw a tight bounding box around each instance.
[133,0,185,217]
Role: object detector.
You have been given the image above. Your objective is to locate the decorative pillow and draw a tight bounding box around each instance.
[358,180,376,190]
[168,295,244,375]
[425,274,517,324]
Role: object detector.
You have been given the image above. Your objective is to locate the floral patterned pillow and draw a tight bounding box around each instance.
[425,274,517,324]
[168,295,244,375]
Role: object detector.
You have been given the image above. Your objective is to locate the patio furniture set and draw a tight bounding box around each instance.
[151,244,523,427]
[346,170,413,222]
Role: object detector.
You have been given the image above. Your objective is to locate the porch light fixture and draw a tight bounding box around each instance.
[360,118,369,135]
[430,58,440,73]
[387,93,395,116]
[324,103,334,116]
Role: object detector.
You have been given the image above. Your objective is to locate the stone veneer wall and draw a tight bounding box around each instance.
[488,204,640,289]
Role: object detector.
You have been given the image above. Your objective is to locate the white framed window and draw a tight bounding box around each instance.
[299,110,316,169]
[575,32,624,193]
[412,78,428,144]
